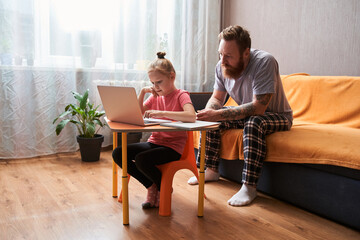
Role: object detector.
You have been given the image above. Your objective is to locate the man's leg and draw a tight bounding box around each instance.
[228,113,291,206]
[188,120,245,185]
[187,128,221,184]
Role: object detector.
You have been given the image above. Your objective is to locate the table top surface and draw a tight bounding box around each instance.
[106,120,219,132]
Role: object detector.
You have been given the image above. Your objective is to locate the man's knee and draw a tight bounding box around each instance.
[248,115,264,123]
[244,116,265,131]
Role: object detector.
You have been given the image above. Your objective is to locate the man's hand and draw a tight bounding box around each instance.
[196,109,221,121]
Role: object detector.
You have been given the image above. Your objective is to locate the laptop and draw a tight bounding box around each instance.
[97,85,172,126]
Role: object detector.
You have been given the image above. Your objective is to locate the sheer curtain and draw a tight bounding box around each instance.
[0,0,221,159]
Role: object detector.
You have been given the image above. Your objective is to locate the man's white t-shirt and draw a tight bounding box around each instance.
[214,48,293,123]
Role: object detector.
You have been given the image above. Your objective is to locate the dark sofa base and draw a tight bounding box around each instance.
[219,159,360,231]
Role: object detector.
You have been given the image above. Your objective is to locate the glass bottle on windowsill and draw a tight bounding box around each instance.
[26,54,34,66]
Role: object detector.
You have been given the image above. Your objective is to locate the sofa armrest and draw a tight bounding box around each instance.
[189,92,212,111]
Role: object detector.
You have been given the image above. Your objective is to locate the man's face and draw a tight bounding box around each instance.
[218,39,247,79]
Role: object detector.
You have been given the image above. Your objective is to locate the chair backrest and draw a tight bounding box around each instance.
[179,131,197,169]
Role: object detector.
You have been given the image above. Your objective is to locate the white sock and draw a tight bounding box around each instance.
[187,168,220,185]
[227,184,257,206]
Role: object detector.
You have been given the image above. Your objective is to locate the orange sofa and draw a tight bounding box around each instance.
[220,73,360,170]
[194,73,360,230]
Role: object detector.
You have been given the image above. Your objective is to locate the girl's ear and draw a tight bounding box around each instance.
[170,72,176,81]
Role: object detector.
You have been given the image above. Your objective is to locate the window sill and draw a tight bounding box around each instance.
[0,65,147,74]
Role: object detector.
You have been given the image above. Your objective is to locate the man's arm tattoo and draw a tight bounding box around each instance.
[220,102,256,120]
[206,99,222,110]
[219,94,272,120]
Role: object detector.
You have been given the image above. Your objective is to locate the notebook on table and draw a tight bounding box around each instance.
[160,120,220,130]
[97,85,171,126]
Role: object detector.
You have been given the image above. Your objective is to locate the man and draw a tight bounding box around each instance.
[188,25,293,206]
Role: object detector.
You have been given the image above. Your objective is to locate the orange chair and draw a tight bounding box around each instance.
[118,131,202,216]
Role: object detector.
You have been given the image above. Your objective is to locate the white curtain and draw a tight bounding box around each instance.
[0,0,221,159]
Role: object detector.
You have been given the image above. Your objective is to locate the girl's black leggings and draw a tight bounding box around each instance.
[112,142,181,191]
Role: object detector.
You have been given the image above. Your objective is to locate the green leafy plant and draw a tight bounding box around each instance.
[53,89,107,138]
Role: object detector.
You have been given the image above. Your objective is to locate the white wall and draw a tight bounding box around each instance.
[223,0,360,76]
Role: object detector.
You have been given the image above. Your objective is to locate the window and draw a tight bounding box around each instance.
[0,0,34,65]
[1,0,221,92]
[30,0,175,69]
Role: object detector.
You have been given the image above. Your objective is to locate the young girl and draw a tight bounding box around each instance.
[112,52,196,209]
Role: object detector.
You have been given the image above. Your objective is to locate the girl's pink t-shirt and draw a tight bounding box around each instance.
[144,89,192,154]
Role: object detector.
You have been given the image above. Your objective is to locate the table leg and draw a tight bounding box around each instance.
[112,132,118,197]
[198,130,206,217]
[121,132,129,225]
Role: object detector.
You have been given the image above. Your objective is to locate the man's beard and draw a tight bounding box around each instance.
[221,57,245,79]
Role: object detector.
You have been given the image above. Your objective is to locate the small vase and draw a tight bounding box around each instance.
[0,53,13,65]
[80,45,96,68]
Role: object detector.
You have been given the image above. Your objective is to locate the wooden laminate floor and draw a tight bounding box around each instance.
[1,150,359,240]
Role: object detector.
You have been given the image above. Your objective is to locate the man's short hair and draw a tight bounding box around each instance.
[218,25,251,53]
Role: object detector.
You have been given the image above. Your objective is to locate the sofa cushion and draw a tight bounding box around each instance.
[282,73,360,128]
[225,73,360,128]
[266,121,360,170]
[219,121,360,170]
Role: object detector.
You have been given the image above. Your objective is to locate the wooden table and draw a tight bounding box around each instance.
[106,120,219,225]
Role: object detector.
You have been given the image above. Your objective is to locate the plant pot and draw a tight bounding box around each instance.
[76,134,104,162]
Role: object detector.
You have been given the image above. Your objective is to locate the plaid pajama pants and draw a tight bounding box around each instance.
[199,111,292,186]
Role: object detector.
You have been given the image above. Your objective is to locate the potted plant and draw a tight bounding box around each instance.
[53,89,107,162]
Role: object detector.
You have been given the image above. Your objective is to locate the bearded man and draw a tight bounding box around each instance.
[188,25,293,206]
